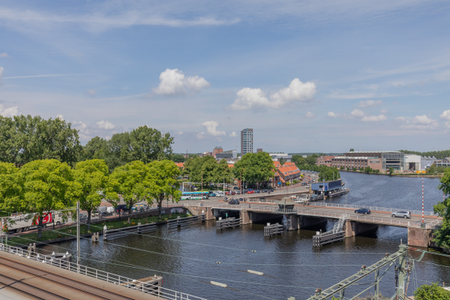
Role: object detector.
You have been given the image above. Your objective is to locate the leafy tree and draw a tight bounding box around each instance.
[171,154,185,163]
[364,167,373,174]
[291,154,306,167]
[105,132,132,172]
[432,169,450,252]
[184,156,219,185]
[233,152,275,188]
[130,126,174,163]
[79,136,108,162]
[305,154,319,166]
[20,159,74,238]
[73,159,109,230]
[415,283,450,300]
[0,163,23,226]
[147,160,181,218]
[389,167,394,175]
[279,157,287,165]
[349,148,354,152]
[214,159,234,185]
[0,115,81,166]
[107,161,152,218]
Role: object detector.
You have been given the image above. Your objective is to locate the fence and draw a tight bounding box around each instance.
[0,244,207,300]
[104,222,157,240]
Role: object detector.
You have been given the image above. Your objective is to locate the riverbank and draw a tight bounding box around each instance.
[8,212,188,247]
[340,170,443,178]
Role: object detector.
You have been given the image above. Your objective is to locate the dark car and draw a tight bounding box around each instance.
[270,189,275,192]
[255,190,260,193]
[115,204,130,214]
[228,199,240,205]
[354,208,371,215]
[262,189,267,193]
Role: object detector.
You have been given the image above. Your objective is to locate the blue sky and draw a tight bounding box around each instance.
[0,0,450,153]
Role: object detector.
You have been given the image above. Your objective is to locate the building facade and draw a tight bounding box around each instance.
[404,154,422,171]
[331,156,382,170]
[215,149,237,160]
[212,146,223,158]
[241,128,253,156]
[316,156,337,167]
[343,151,405,170]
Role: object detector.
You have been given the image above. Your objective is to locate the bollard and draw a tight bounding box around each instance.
[103,225,108,240]
[138,223,141,234]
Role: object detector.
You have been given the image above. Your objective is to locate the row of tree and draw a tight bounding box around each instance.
[183,152,276,188]
[291,154,341,182]
[0,115,174,172]
[400,149,450,160]
[0,159,181,237]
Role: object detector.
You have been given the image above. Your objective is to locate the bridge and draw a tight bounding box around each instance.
[181,198,441,248]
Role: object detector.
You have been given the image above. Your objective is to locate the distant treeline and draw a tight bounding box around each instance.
[399,150,450,160]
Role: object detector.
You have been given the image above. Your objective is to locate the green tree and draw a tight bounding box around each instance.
[20,159,75,238]
[364,167,373,174]
[184,156,219,185]
[389,167,394,175]
[305,154,319,166]
[130,126,174,163]
[105,132,132,172]
[107,161,152,218]
[214,159,234,186]
[233,152,275,188]
[171,154,186,163]
[0,115,81,166]
[349,148,354,152]
[292,154,306,167]
[79,136,108,162]
[147,160,181,218]
[432,169,450,252]
[0,163,23,226]
[73,159,109,230]
[415,283,450,300]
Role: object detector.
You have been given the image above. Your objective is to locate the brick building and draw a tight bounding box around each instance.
[316,156,337,167]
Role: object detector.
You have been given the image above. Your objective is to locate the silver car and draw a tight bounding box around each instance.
[391,211,411,219]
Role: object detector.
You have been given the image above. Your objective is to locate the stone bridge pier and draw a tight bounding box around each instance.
[186,205,214,220]
[407,227,433,248]
[345,221,378,237]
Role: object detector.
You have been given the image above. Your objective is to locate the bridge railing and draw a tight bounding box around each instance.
[310,202,437,217]
[0,244,207,300]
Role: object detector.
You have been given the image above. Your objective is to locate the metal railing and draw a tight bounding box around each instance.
[310,202,437,217]
[0,244,207,300]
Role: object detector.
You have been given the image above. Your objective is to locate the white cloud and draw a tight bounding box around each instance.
[201,120,225,136]
[56,114,64,121]
[0,67,3,85]
[380,109,388,114]
[351,109,365,118]
[87,89,97,96]
[441,110,450,128]
[96,120,116,130]
[351,108,386,122]
[229,79,316,110]
[0,104,20,117]
[358,100,383,107]
[396,115,439,130]
[0,53,9,57]
[177,131,183,135]
[153,69,210,96]
[361,114,387,122]
[306,111,315,118]
[229,131,237,137]
[72,121,90,139]
[327,112,338,117]
[196,132,205,139]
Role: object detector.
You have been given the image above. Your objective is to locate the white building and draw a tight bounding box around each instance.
[405,154,422,171]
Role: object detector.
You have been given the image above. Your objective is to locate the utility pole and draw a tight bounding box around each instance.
[396,244,408,299]
[422,176,424,227]
[201,169,204,200]
[77,200,80,267]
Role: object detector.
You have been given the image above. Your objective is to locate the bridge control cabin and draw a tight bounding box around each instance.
[311,179,343,196]
[277,197,296,213]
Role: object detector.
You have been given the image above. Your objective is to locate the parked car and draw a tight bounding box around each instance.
[262,189,267,193]
[247,190,254,194]
[115,204,130,214]
[269,189,275,192]
[133,203,149,212]
[228,199,240,205]
[209,193,217,197]
[255,190,260,193]
[391,211,411,219]
[96,206,114,216]
[354,208,371,215]
[236,191,241,195]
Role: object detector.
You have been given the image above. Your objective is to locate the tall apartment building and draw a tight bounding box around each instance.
[241,128,253,156]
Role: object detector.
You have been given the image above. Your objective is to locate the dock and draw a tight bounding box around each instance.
[264,223,284,237]
[216,217,241,230]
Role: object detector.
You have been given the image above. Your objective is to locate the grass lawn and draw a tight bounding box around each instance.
[8,213,188,246]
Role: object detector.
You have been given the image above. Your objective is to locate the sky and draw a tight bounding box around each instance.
[0,0,450,153]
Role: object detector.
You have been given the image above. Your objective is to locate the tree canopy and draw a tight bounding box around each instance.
[415,283,450,300]
[147,160,181,218]
[432,169,450,252]
[20,159,75,237]
[233,152,275,185]
[0,115,81,166]
[0,162,23,214]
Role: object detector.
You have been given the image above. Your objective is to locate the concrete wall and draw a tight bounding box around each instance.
[299,216,327,229]
[408,227,433,248]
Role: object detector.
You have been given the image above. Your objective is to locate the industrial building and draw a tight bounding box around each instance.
[215,149,238,160]
[331,151,405,171]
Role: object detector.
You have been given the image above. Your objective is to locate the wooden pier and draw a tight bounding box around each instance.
[216,217,241,230]
[264,223,284,237]
[167,215,205,230]
[312,230,345,247]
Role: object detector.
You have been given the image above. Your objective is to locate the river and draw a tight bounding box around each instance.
[41,172,450,300]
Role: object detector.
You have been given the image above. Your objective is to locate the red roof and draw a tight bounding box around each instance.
[273,161,281,168]
[175,162,184,169]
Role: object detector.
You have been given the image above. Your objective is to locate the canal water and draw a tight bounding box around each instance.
[42,172,450,300]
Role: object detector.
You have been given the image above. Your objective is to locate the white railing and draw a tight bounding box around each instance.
[0,244,207,300]
[310,202,437,217]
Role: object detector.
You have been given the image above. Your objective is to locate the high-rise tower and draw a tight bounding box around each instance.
[241,128,253,156]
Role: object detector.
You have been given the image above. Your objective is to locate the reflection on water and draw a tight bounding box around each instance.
[40,173,450,300]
